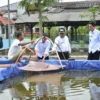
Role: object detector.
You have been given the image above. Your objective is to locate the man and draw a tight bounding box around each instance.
[88,21,100,60]
[8,32,34,62]
[35,34,51,62]
[51,28,71,59]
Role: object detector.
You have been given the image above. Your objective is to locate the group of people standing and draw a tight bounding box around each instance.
[8,21,100,62]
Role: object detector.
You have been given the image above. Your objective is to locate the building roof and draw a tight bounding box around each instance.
[0,0,100,12]
[0,2,25,20]
[1,0,98,26]
[0,16,14,26]
[0,2,19,11]
[53,1,100,9]
[15,9,100,26]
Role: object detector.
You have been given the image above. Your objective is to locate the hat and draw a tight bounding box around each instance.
[59,28,65,32]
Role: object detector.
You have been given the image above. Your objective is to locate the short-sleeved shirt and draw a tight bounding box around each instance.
[8,39,22,59]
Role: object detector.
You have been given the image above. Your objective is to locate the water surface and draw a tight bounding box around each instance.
[0,71,100,100]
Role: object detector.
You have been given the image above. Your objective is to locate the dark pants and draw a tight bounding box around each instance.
[58,52,69,60]
[37,56,49,60]
[88,51,100,60]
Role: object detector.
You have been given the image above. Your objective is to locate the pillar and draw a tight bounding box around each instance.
[48,26,51,38]
[74,26,78,41]
[70,26,74,41]
[65,26,68,36]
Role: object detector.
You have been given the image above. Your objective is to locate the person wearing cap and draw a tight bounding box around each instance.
[35,34,51,62]
[51,28,71,59]
[88,21,100,60]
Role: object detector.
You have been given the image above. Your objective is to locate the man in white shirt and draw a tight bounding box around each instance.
[35,34,51,62]
[8,32,34,62]
[88,21,100,60]
[51,28,71,59]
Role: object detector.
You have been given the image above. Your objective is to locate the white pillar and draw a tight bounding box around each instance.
[11,25,15,38]
[4,26,6,39]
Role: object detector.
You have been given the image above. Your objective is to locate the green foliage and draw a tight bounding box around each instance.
[44,27,49,33]
[77,25,88,36]
[32,34,40,40]
[71,41,77,44]
[80,5,100,21]
[33,24,59,40]
[79,40,85,48]
[79,14,88,19]
[19,0,59,35]
[50,27,59,40]
[87,5,100,21]
[42,15,48,22]
[97,26,100,31]
[19,0,59,14]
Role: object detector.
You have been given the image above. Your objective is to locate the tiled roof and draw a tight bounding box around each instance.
[52,1,100,9]
[0,1,100,11]
[15,10,100,26]
[0,16,14,26]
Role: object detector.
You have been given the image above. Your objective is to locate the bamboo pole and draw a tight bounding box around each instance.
[46,37,64,69]
[15,44,31,63]
[28,36,64,69]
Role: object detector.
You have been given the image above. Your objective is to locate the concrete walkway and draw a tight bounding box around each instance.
[0,55,87,60]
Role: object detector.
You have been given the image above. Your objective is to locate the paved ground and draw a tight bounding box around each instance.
[0,54,87,60]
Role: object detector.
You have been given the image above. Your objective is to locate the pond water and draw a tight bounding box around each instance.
[0,71,100,100]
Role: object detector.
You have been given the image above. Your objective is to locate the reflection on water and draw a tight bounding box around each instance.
[0,71,100,100]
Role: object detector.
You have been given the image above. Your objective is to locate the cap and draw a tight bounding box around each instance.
[59,28,65,32]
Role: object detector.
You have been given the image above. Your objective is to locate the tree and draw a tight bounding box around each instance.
[80,5,100,22]
[87,5,100,21]
[19,0,59,36]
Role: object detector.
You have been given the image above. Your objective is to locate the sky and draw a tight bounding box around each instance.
[0,0,85,7]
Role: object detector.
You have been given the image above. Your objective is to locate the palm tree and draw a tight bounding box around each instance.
[19,0,59,36]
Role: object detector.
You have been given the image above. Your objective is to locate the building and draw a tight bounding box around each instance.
[0,2,25,39]
[0,13,14,39]
[0,0,100,40]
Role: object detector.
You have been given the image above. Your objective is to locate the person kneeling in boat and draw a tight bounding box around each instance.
[35,34,51,62]
[51,28,71,60]
[8,31,35,62]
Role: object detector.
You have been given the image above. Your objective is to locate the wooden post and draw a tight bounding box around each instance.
[30,24,33,40]
[71,26,74,41]
[48,26,51,38]
[65,26,68,36]
[74,26,78,41]
[26,24,35,40]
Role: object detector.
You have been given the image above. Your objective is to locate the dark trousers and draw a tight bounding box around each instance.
[88,51,100,60]
[58,52,69,60]
[37,56,49,60]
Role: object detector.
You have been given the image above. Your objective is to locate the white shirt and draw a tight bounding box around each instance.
[52,36,71,53]
[8,39,22,59]
[35,39,50,57]
[89,29,100,53]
